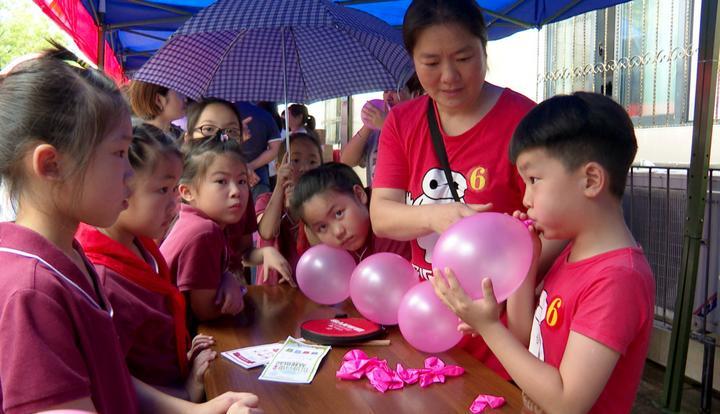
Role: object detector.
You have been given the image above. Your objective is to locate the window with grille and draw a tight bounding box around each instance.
[541,0,697,127]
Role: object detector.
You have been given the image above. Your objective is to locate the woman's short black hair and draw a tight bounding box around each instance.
[403,0,488,55]
[509,92,637,198]
[290,162,363,219]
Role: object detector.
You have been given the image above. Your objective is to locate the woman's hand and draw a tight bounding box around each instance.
[428,202,492,234]
[261,247,294,286]
[430,268,502,336]
[362,103,387,130]
[214,272,246,315]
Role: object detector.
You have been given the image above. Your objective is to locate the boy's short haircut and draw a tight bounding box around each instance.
[290,162,362,219]
[509,92,637,198]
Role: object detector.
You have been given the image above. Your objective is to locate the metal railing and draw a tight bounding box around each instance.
[624,165,718,409]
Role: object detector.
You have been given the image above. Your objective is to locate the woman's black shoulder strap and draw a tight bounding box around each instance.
[426,98,461,202]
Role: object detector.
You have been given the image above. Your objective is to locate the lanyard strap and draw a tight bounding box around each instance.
[426,99,461,202]
[0,247,113,317]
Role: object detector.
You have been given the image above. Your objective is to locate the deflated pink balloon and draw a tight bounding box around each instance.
[350,253,418,325]
[432,212,533,301]
[398,282,462,353]
[296,245,356,305]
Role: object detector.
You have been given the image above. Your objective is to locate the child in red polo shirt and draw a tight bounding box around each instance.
[290,163,411,263]
[432,92,654,413]
[161,118,290,325]
[76,124,217,401]
[0,46,259,413]
[255,132,323,284]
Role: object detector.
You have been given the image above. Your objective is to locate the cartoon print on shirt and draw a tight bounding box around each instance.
[529,290,548,361]
[406,167,468,266]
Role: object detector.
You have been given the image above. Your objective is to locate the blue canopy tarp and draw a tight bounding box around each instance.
[75,0,631,74]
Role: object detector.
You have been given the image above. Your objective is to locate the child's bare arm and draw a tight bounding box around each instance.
[340,125,373,167]
[483,321,619,414]
[185,347,217,402]
[507,211,542,345]
[40,397,97,412]
[370,188,492,240]
[133,376,262,413]
[244,246,293,285]
[506,267,537,346]
[433,272,620,414]
[188,290,223,321]
[257,154,291,240]
[188,282,244,321]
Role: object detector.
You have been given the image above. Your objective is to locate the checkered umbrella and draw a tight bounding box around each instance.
[132,0,414,104]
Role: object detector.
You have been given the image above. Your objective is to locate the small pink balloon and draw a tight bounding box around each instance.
[296,244,356,305]
[432,212,533,301]
[398,281,462,353]
[361,99,386,130]
[350,253,419,325]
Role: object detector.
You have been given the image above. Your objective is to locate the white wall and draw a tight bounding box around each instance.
[634,126,720,166]
[486,29,542,103]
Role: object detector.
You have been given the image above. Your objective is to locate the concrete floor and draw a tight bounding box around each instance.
[633,360,719,413]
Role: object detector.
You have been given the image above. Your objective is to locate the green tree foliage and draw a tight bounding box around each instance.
[0,0,74,69]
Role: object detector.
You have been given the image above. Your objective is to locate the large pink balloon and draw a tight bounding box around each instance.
[350,253,418,325]
[432,212,533,301]
[398,281,462,353]
[296,244,356,305]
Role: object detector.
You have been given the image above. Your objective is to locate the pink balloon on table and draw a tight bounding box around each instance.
[361,99,386,130]
[350,253,419,325]
[397,282,462,353]
[432,212,533,301]
[296,244,356,305]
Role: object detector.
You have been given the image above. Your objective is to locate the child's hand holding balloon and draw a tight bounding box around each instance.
[430,268,502,335]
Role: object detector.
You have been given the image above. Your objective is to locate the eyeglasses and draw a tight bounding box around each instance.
[194,125,242,140]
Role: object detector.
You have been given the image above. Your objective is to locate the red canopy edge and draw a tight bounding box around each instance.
[32,0,126,84]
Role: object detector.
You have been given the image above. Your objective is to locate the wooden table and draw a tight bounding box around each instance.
[200,285,522,413]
